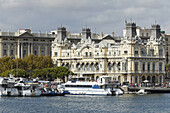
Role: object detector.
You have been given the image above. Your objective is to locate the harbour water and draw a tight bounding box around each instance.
[0,94,170,113]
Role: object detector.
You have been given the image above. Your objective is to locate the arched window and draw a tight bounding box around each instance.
[135,76,138,83]
[91,63,94,71]
[152,76,155,83]
[159,76,162,83]
[113,63,117,72]
[118,76,121,83]
[147,76,150,82]
[96,76,99,81]
[96,63,99,71]
[124,76,127,82]
[81,63,85,71]
[76,63,80,71]
[159,49,163,56]
[140,48,146,56]
[108,62,112,71]
[118,62,121,71]
[142,76,145,82]
[91,75,94,81]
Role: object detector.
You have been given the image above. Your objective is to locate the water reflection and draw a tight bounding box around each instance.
[0,94,169,113]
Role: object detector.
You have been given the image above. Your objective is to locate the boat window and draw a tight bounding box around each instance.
[65,85,92,88]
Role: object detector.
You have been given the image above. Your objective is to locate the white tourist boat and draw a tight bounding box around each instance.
[0,77,41,97]
[0,77,19,96]
[14,79,41,97]
[60,76,123,96]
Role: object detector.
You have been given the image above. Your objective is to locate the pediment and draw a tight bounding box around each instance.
[102,35,114,40]
[19,32,34,37]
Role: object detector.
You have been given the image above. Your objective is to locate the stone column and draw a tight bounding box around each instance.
[1,42,3,58]
[45,45,48,56]
[17,42,20,58]
[38,45,41,56]
[28,43,30,56]
[8,44,10,57]
[15,43,17,58]
[21,43,23,59]
[31,43,33,54]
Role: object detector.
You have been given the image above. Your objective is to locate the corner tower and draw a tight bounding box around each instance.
[82,28,91,40]
[151,24,161,38]
[57,27,67,43]
[125,22,136,38]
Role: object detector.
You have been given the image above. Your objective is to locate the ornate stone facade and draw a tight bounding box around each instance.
[52,22,166,84]
[0,29,55,59]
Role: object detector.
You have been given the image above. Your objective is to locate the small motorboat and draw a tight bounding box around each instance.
[136,89,147,95]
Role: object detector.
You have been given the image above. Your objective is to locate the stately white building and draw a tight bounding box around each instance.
[0,29,55,59]
[52,22,166,84]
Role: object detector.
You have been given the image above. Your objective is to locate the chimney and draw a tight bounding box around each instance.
[101,32,104,37]
[112,32,114,37]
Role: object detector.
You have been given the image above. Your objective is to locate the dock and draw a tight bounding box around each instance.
[128,87,170,93]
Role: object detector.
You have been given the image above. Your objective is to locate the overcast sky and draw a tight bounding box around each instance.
[0,0,170,36]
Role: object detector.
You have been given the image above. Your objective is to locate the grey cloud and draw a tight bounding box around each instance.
[0,0,170,35]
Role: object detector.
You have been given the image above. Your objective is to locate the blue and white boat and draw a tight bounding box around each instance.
[60,76,123,96]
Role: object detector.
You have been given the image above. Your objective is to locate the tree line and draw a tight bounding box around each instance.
[0,55,73,81]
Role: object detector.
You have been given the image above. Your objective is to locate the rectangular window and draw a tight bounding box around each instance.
[41,51,44,55]
[23,50,26,56]
[146,33,148,37]
[4,50,6,55]
[85,52,88,57]
[11,50,13,55]
[159,50,163,56]
[124,51,128,54]
[153,63,155,72]
[159,62,162,72]
[89,52,92,57]
[55,52,57,56]
[142,33,144,37]
[135,62,138,72]
[23,43,27,46]
[135,51,138,55]
[34,50,37,55]
[150,49,154,56]
[142,63,145,72]
[147,63,150,72]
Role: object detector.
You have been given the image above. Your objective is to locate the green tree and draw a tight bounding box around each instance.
[166,64,170,73]
[11,69,26,77]
[55,66,74,82]
[0,57,15,73]
[0,70,11,77]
